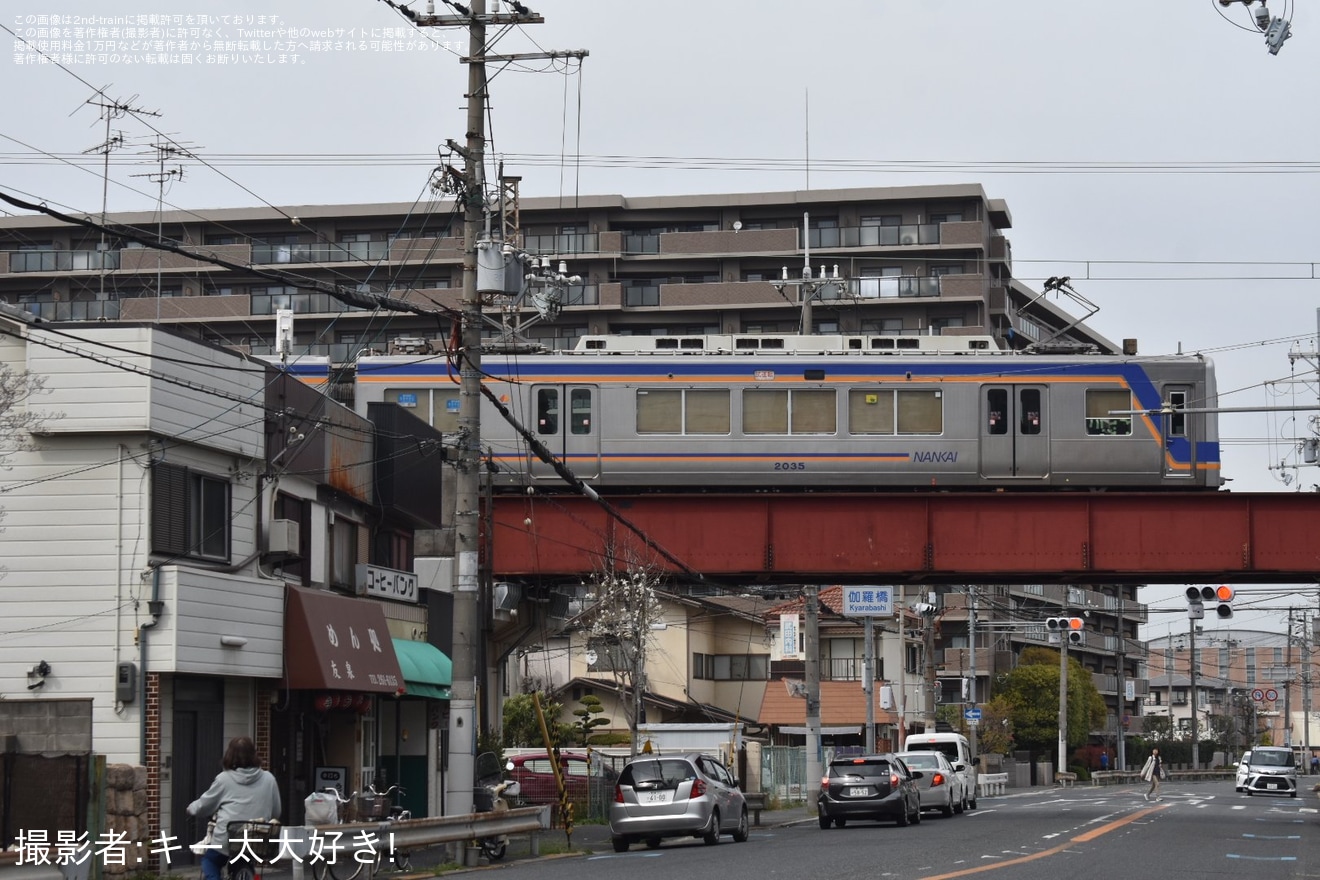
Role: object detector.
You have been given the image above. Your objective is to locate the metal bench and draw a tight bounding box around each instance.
[1055,772,1078,787]
[743,792,768,825]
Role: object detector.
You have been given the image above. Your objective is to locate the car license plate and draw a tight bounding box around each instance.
[642,791,672,804]
[1268,782,1279,790]
[847,786,868,797]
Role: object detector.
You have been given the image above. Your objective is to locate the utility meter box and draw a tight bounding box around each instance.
[116,662,137,702]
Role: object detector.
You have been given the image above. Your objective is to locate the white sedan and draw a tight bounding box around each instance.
[896,751,965,818]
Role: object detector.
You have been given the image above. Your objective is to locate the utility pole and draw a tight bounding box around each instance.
[1116,589,1127,771]
[1190,620,1200,768]
[863,614,875,754]
[1057,634,1069,777]
[804,584,822,813]
[771,213,847,335]
[967,588,978,765]
[404,3,585,833]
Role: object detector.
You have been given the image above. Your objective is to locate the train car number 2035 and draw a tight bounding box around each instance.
[774,462,808,471]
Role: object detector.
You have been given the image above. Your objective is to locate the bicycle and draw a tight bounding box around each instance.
[361,784,412,873]
[307,788,379,880]
[192,819,281,880]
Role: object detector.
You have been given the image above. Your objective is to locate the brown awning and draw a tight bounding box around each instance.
[284,586,405,693]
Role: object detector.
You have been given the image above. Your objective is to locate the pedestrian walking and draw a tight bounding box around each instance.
[1100,751,1109,772]
[1140,747,1165,801]
[1310,753,1318,776]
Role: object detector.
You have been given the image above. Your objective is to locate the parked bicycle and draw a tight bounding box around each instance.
[358,783,413,873]
[306,787,377,880]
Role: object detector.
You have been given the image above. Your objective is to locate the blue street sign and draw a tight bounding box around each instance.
[964,707,982,720]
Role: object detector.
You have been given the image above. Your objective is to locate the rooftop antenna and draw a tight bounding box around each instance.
[83,91,159,301]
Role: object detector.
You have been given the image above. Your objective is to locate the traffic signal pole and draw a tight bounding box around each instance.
[1057,636,1068,778]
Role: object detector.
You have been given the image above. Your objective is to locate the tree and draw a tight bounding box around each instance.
[977,696,1015,756]
[584,564,664,756]
[571,694,611,745]
[501,692,570,749]
[0,361,48,581]
[996,647,1106,759]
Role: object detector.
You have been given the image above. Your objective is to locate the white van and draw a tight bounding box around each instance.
[902,732,977,810]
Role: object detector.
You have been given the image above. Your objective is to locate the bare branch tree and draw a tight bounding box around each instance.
[584,562,665,757]
[0,362,51,580]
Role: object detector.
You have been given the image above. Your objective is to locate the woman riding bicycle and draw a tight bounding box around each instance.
[187,736,282,880]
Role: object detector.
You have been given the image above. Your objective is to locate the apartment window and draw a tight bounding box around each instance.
[712,654,768,681]
[862,318,905,336]
[861,214,902,227]
[205,234,242,246]
[929,316,965,333]
[374,528,413,572]
[929,264,963,276]
[929,213,964,224]
[330,516,361,590]
[1085,389,1133,436]
[1218,646,1229,676]
[151,462,231,562]
[1172,688,1188,705]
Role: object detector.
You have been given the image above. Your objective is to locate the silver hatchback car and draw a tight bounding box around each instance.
[609,753,750,852]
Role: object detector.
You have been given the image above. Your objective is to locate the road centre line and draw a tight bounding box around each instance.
[917,805,1169,880]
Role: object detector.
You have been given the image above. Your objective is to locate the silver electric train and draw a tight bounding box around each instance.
[353,333,1222,492]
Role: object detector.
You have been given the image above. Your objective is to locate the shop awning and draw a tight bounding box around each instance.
[392,638,452,700]
[284,586,404,693]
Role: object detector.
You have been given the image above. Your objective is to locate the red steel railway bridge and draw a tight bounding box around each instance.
[487,491,1320,586]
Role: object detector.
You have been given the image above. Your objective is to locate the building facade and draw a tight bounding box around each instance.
[0,185,1121,392]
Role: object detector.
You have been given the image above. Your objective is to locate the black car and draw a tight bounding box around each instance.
[818,754,922,828]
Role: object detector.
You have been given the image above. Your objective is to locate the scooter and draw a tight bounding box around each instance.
[474,753,521,861]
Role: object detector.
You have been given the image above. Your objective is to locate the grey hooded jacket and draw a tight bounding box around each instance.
[187,767,282,851]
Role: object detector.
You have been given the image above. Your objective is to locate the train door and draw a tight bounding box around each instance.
[980,385,1049,479]
[529,384,601,480]
[1160,386,1194,480]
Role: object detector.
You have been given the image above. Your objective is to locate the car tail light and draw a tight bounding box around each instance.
[692,778,707,798]
[890,773,899,788]
[614,785,624,804]
[821,776,830,790]
[932,773,945,787]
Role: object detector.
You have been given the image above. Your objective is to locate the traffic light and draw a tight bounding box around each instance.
[1046,617,1084,645]
[1186,586,1233,619]
[1213,585,1234,619]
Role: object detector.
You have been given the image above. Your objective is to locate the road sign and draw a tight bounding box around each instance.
[964,707,982,721]
[1266,688,1279,702]
[841,586,894,617]
[1251,688,1265,701]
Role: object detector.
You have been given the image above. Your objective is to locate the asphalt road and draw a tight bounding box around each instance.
[431,781,1319,880]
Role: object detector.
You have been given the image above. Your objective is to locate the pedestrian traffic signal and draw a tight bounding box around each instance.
[1046,617,1084,644]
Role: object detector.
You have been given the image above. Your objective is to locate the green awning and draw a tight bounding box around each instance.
[392,638,452,700]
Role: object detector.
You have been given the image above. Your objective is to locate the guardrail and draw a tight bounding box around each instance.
[977,773,1007,797]
[1090,769,1234,786]
[281,804,552,877]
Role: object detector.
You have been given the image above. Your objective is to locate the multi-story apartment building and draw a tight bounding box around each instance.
[1145,628,1320,757]
[937,585,1149,753]
[0,184,1120,387]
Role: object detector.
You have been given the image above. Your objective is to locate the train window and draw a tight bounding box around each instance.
[743,389,789,434]
[896,390,943,435]
[537,388,560,435]
[1019,389,1042,435]
[686,390,731,434]
[987,389,1008,436]
[791,390,837,434]
[637,390,682,433]
[1085,389,1133,436]
[570,389,592,435]
[1167,390,1187,437]
[848,389,896,434]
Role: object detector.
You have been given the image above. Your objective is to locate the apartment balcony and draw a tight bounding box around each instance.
[6,249,120,273]
[1092,672,1149,697]
[522,232,600,255]
[653,228,798,256]
[937,648,1014,677]
[620,280,785,309]
[388,236,464,263]
[809,223,940,249]
[121,293,256,322]
[251,240,392,264]
[16,299,121,322]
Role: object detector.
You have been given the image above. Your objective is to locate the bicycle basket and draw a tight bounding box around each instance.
[226,820,281,864]
[354,793,390,821]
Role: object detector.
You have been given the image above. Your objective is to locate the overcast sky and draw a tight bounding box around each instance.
[4,0,1318,636]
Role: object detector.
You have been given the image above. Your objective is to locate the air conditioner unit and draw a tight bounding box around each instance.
[265,518,301,560]
[899,234,917,246]
[493,582,522,612]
